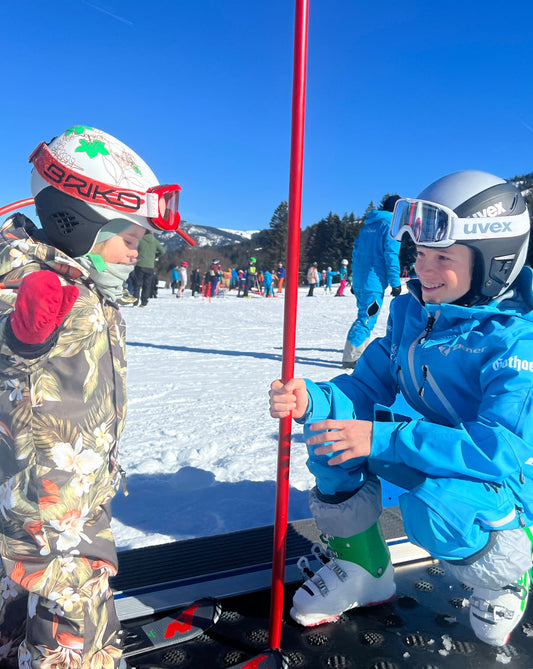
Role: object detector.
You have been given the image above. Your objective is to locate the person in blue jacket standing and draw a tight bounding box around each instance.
[171,264,180,294]
[263,269,274,297]
[270,170,533,648]
[324,266,339,294]
[342,195,402,367]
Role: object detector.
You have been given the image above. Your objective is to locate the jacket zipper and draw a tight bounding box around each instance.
[417,314,435,397]
[419,314,436,344]
[409,311,460,423]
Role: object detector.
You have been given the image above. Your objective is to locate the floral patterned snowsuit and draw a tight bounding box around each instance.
[0,215,127,668]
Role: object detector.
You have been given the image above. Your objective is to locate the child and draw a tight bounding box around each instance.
[324,266,338,294]
[207,259,221,297]
[176,260,188,298]
[0,126,187,667]
[237,269,246,297]
[171,264,180,293]
[334,258,348,296]
[269,170,533,647]
[276,262,285,294]
[263,269,274,298]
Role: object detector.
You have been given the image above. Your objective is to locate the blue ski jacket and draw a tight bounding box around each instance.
[351,210,401,293]
[300,267,533,527]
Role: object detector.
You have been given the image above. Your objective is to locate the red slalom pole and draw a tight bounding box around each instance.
[269,0,309,650]
[0,197,34,217]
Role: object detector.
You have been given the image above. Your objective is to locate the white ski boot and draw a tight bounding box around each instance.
[469,569,532,646]
[290,521,396,626]
[447,527,533,646]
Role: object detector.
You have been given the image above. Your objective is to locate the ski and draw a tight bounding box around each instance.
[121,597,221,659]
[126,649,287,669]
[226,649,289,668]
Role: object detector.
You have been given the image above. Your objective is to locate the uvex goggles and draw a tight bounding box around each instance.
[390,198,525,247]
[29,142,182,232]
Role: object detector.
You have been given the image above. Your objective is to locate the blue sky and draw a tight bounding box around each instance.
[1,1,533,232]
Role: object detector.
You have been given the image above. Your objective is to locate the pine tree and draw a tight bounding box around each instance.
[265,201,288,270]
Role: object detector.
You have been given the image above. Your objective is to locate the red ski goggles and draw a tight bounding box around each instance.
[29,142,182,233]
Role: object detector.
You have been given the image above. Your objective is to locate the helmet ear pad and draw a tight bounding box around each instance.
[455,239,528,305]
[35,187,108,257]
[474,235,530,298]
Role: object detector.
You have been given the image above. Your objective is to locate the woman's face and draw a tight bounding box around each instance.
[415,244,474,304]
[93,225,145,265]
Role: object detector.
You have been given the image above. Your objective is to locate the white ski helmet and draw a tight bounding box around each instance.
[341,259,348,265]
[29,125,182,256]
[391,170,530,304]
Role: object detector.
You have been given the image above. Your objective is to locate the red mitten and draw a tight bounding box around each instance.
[10,271,79,345]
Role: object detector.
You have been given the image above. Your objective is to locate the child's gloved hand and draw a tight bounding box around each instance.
[10,271,79,344]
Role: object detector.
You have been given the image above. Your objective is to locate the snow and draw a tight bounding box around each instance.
[111,284,395,551]
[218,228,260,240]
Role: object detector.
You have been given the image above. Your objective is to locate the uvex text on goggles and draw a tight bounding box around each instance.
[29,142,182,233]
[390,198,528,247]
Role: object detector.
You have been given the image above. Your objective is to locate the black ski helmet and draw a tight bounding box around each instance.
[404,170,530,304]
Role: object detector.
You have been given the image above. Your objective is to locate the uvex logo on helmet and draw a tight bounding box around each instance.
[463,220,514,235]
[471,202,506,218]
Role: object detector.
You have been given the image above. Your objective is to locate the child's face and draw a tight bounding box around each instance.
[415,244,473,304]
[93,224,145,265]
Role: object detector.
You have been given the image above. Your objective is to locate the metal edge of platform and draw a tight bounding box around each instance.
[112,507,430,621]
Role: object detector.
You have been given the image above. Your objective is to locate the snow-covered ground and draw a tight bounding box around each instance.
[111,284,397,551]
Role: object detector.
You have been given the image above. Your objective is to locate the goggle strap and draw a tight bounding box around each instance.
[29,142,156,217]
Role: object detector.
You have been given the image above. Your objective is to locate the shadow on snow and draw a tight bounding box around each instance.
[111,466,312,548]
[126,341,343,370]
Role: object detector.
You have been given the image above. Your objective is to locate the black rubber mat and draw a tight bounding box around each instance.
[127,556,533,668]
[112,510,406,593]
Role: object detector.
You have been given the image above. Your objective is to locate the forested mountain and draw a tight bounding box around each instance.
[157,171,533,283]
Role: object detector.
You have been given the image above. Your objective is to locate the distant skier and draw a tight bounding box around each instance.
[334,258,348,296]
[133,230,165,308]
[270,170,533,649]
[324,266,338,294]
[276,262,286,294]
[207,259,222,297]
[176,260,188,298]
[243,256,257,297]
[306,262,319,296]
[171,264,180,293]
[264,269,274,297]
[231,267,239,290]
[0,126,188,668]
[342,196,402,367]
[191,267,203,297]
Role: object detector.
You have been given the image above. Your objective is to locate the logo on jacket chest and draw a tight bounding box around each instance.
[438,343,487,357]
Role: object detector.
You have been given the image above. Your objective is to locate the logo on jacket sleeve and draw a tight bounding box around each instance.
[492,355,533,372]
